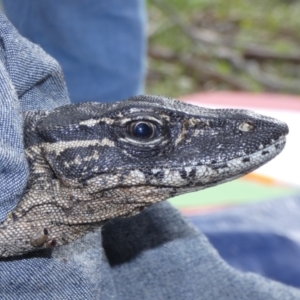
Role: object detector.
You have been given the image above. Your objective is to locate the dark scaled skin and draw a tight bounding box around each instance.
[0,95,288,257]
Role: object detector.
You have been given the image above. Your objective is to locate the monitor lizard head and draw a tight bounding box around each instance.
[32,94,287,195]
[0,95,288,256]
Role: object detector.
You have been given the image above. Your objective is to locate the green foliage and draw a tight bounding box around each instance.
[147,0,300,97]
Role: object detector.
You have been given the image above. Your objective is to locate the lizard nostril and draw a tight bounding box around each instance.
[239,121,255,132]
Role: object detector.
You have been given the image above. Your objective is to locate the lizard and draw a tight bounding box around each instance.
[0,94,288,257]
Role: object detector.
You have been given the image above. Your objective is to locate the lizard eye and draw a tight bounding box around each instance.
[129,121,156,139]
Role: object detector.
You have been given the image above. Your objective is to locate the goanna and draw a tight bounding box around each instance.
[0,95,288,257]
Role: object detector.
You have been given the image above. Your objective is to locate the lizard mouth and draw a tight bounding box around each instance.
[139,135,287,192]
[210,136,286,182]
[106,136,287,209]
[84,135,287,201]
[209,135,286,173]
[172,136,286,194]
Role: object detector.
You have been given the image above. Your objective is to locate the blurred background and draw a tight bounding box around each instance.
[147,0,300,97]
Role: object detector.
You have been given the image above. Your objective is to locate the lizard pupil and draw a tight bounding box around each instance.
[133,122,154,138]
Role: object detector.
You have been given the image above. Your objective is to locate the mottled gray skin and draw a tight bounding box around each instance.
[0,95,288,257]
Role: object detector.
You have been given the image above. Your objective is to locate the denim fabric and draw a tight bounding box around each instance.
[3,0,147,104]
[0,12,69,224]
[189,195,300,288]
[101,202,300,300]
[0,12,300,300]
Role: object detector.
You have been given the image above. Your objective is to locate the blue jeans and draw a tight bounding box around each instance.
[3,0,146,103]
